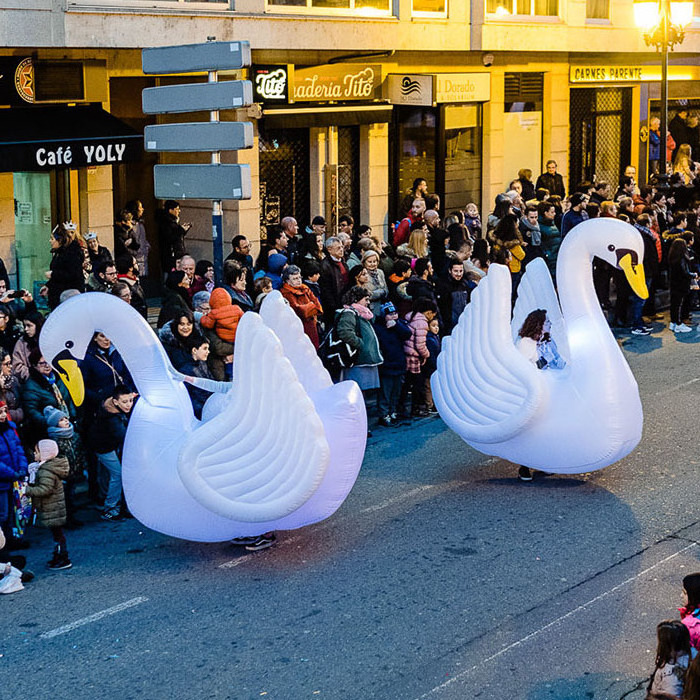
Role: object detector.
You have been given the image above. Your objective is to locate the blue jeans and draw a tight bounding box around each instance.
[630,278,652,330]
[97,451,122,512]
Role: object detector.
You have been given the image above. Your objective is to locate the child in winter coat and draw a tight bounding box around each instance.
[646,620,695,699]
[464,202,482,240]
[0,400,28,544]
[424,318,442,413]
[25,439,72,570]
[43,405,86,527]
[681,573,700,651]
[200,288,244,379]
[403,298,438,418]
[374,302,411,427]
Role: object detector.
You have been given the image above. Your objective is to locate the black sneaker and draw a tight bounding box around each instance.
[100,509,122,522]
[48,557,72,571]
[244,533,276,552]
[230,536,260,547]
[518,466,533,482]
[631,327,650,336]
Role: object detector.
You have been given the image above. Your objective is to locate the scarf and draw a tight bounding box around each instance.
[520,217,542,246]
[47,424,74,440]
[349,302,373,321]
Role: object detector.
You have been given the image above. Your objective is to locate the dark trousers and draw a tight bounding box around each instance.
[377,373,404,417]
[51,527,66,546]
[401,371,426,412]
[593,258,613,308]
[613,269,632,326]
[670,289,690,324]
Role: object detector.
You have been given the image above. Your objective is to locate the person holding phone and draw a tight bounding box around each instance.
[157,200,192,277]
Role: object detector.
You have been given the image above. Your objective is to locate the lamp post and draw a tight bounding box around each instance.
[634,0,693,178]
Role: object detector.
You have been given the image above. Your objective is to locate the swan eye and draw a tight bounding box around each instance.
[608,245,615,252]
[65,341,74,349]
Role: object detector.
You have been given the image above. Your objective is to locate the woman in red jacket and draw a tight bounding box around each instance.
[280,265,323,348]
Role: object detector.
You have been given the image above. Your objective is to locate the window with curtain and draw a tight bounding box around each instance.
[586,0,609,19]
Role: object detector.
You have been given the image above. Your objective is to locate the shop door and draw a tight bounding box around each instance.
[337,126,360,222]
[259,127,310,237]
[13,172,53,291]
[569,88,632,190]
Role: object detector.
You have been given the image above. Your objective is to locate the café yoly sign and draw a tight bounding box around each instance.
[292,64,382,102]
[35,142,128,167]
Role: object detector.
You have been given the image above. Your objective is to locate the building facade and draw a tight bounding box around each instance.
[1,0,700,286]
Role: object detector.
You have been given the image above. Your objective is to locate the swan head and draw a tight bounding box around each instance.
[40,294,128,407]
[567,217,648,300]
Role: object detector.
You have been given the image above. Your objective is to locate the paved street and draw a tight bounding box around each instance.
[3,316,700,700]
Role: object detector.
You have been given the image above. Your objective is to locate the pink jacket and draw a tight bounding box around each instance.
[681,607,700,650]
[404,312,429,374]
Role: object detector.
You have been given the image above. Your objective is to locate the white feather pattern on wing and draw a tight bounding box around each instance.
[431,264,544,444]
[177,312,330,522]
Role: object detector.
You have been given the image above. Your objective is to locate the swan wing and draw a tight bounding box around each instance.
[432,263,544,444]
[511,257,570,362]
[178,312,330,522]
[259,290,332,396]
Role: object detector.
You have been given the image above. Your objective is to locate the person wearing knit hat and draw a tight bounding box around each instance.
[361,248,388,319]
[42,405,85,528]
[26,438,72,570]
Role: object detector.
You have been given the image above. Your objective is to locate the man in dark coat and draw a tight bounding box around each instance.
[319,237,350,328]
[157,200,191,276]
[225,235,255,296]
[435,259,473,334]
[535,160,566,199]
[669,109,689,161]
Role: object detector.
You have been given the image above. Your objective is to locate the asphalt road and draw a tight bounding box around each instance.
[3,316,700,700]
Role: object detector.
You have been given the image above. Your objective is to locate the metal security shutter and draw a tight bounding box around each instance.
[258,126,310,236]
[504,73,544,105]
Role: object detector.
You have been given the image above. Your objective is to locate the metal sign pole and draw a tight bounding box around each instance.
[209,65,224,286]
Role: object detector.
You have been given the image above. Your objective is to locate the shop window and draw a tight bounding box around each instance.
[267,0,391,14]
[486,0,557,16]
[586,0,609,20]
[395,108,437,219]
[412,0,446,17]
[442,105,482,215]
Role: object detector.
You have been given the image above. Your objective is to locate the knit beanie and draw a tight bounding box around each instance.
[43,405,67,427]
[37,439,59,462]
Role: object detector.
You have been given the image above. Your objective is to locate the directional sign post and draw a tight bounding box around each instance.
[141,40,253,284]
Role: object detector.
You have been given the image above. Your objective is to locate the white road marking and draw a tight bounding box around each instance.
[361,485,437,514]
[416,541,698,698]
[40,597,149,640]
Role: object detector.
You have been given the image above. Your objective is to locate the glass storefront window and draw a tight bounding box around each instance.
[486,0,557,16]
[443,105,482,214]
[396,108,437,216]
[268,0,390,12]
[586,0,609,19]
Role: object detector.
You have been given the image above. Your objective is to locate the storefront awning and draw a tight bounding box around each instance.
[262,105,393,129]
[0,104,143,173]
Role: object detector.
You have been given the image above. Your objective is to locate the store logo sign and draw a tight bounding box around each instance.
[15,58,34,103]
[292,64,382,102]
[435,73,490,103]
[386,74,433,106]
[252,65,290,103]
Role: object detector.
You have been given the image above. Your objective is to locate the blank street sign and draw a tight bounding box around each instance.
[145,122,254,152]
[142,81,253,115]
[142,41,251,75]
[154,164,252,200]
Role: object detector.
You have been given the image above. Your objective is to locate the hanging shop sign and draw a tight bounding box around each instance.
[292,64,382,103]
[0,57,34,106]
[386,74,434,106]
[434,73,491,103]
[252,65,291,103]
[570,65,700,83]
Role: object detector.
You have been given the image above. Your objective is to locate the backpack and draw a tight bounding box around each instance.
[319,309,361,374]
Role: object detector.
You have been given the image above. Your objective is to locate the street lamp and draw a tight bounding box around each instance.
[634,0,693,177]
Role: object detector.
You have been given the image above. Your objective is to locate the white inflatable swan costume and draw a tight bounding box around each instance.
[432,218,648,473]
[40,291,367,542]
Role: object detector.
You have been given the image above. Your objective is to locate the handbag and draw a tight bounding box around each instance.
[319,309,361,374]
